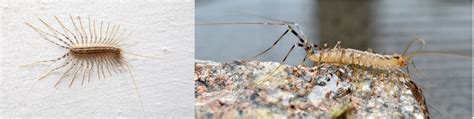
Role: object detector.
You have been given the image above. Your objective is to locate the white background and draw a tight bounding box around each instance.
[0,0,194,117]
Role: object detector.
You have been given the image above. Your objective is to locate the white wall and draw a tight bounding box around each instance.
[0,0,194,117]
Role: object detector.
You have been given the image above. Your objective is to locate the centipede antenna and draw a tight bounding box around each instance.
[238,11,309,40]
[233,11,295,24]
[406,51,472,60]
[402,38,425,57]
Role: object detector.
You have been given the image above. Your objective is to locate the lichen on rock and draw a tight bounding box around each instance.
[195,60,428,118]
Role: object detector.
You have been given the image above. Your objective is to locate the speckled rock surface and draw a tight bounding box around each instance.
[195,60,428,118]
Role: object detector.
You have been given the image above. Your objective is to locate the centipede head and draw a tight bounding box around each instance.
[393,55,408,67]
[398,38,426,69]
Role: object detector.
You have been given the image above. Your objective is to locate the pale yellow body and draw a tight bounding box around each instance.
[308,48,405,69]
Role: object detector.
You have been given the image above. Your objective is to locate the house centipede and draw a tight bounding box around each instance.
[23,15,159,116]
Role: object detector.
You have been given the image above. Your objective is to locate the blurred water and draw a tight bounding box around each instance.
[196,0,472,118]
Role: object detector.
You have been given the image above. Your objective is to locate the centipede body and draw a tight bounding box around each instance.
[24,15,145,115]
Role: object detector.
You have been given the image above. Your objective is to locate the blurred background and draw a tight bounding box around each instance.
[196,0,472,118]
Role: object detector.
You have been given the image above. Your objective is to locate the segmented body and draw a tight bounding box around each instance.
[308,48,405,70]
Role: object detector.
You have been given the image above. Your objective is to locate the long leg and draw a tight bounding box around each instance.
[106,25,120,45]
[24,22,69,49]
[99,57,107,79]
[124,61,145,116]
[20,53,69,67]
[289,26,306,44]
[247,29,290,60]
[299,51,308,66]
[54,61,77,87]
[78,16,88,47]
[103,24,115,45]
[97,21,103,46]
[260,43,301,86]
[95,58,102,80]
[267,43,298,76]
[87,17,93,47]
[55,16,78,46]
[69,15,84,47]
[92,18,97,46]
[111,28,127,46]
[69,60,84,88]
[112,59,124,74]
[99,23,111,46]
[36,57,72,80]
[38,18,73,47]
[282,43,298,63]
[81,58,91,86]
[106,57,120,75]
[103,57,114,77]
[87,58,94,83]
[247,23,311,60]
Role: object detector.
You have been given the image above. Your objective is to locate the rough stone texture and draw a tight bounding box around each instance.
[195,60,428,118]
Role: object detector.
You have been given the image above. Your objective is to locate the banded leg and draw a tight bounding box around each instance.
[54,61,77,87]
[247,28,290,60]
[69,60,84,88]
[20,53,69,67]
[36,57,72,80]
[248,24,310,62]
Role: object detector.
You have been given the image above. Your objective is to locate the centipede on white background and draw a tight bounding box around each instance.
[22,15,162,115]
